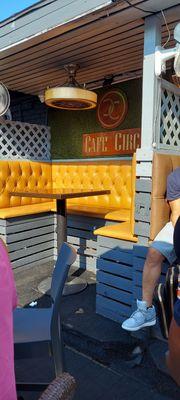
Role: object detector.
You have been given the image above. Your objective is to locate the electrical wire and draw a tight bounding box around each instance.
[123,0,157,14]
[161,10,171,48]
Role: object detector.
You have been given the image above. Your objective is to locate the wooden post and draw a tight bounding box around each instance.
[135,15,162,245]
[141,15,162,151]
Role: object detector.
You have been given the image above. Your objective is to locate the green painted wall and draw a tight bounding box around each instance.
[48,78,142,159]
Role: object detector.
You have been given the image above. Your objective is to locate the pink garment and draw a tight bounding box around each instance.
[0,239,18,400]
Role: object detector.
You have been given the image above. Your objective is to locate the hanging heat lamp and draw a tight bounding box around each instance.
[45,64,97,110]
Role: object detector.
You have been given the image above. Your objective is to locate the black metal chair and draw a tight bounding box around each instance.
[14,242,77,389]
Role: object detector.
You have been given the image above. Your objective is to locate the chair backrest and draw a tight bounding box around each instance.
[51,242,77,303]
[50,243,77,376]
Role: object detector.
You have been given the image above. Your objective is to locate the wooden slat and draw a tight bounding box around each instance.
[9,240,54,261]
[134,221,150,237]
[97,283,132,304]
[96,294,131,320]
[0,29,174,83]
[67,216,103,231]
[6,44,144,90]
[136,178,152,192]
[67,235,98,249]
[97,270,132,292]
[97,235,134,250]
[5,213,54,226]
[15,60,143,94]
[97,258,132,279]
[6,225,55,244]
[98,247,133,264]
[6,217,54,234]
[12,249,54,268]
[4,41,144,85]
[0,22,145,72]
[67,227,95,240]
[0,20,174,79]
[8,232,55,252]
[96,283,133,305]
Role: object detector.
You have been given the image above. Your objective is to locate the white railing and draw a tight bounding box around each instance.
[156,79,180,152]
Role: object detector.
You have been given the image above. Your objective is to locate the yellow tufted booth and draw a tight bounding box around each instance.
[93,154,137,242]
[0,160,53,218]
[0,159,135,236]
[52,160,132,222]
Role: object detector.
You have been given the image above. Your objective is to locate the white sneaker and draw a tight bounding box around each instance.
[122,300,156,331]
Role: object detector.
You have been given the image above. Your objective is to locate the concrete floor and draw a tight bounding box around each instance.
[14,261,180,400]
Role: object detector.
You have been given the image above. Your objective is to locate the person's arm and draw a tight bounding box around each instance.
[169,198,180,227]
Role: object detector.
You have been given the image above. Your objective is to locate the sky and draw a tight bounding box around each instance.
[0,0,41,22]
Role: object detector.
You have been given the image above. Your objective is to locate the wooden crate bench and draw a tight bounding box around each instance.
[132,244,170,339]
[96,240,169,330]
[0,213,55,268]
[0,157,135,269]
[0,160,55,268]
[96,235,134,323]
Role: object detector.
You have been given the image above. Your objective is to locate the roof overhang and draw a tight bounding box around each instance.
[0,0,179,96]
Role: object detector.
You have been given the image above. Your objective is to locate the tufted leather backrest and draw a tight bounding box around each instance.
[150,152,180,240]
[0,159,135,214]
[0,160,52,208]
[52,160,133,210]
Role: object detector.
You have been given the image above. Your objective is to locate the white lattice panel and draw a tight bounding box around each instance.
[0,120,51,160]
[159,80,180,150]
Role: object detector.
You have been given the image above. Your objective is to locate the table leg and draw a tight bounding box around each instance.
[56,198,87,296]
[56,198,67,250]
[38,197,87,296]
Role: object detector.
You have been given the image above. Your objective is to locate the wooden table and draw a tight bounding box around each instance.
[9,188,110,248]
[10,188,110,294]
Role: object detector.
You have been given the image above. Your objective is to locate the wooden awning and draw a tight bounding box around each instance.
[0,0,179,96]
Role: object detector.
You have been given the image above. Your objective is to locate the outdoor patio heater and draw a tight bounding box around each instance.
[45,64,97,110]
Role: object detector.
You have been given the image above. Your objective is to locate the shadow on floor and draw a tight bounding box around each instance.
[14,263,180,400]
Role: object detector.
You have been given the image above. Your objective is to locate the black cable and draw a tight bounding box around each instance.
[117,0,157,15]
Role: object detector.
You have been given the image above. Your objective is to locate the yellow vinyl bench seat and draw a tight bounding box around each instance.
[94,222,138,242]
[67,205,130,221]
[0,202,54,219]
[104,209,130,222]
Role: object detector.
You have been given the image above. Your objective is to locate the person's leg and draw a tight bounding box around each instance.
[142,248,165,307]
[122,222,177,331]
